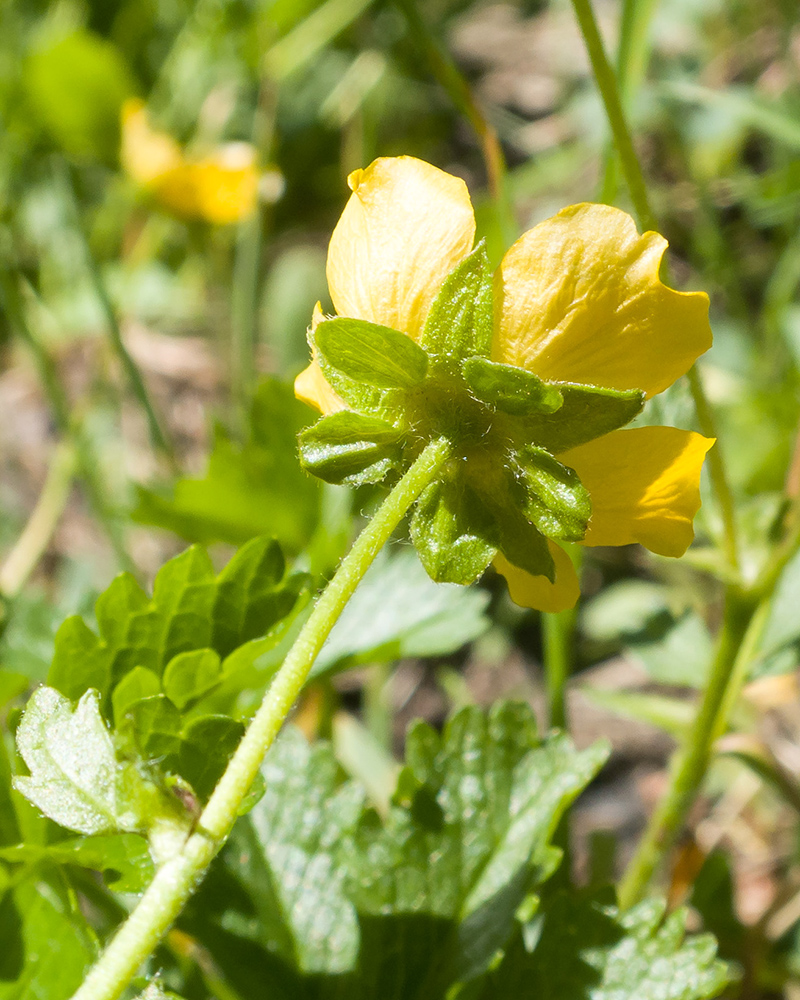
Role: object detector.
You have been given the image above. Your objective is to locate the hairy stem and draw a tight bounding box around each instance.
[70,436,452,1000]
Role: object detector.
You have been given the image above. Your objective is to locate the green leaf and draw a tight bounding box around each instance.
[462,357,563,415]
[488,491,556,582]
[421,242,493,365]
[13,688,120,835]
[516,382,645,454]
[112,667,161,726]
[299,411,403,486]
[515,447,592,542]
[410,479,497,585]
[47,617,111,700]
[315,317,429,388]
[46,539,307,706]
[24,29,135,161]
[481,891,729,1000]
[211,537,306,658]
[629,613,713,688]
[0,833,154,893]
[579,687,693,739]
[225,726,364,973]
[121,695,182,759]
[178,716,245,800]
[162,650,221,711]
[0,878,94,999]
[312,548,491,677]
[353,706,606,927]
[134,379,320,551]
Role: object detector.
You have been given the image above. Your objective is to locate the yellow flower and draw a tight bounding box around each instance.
[296,156,713,612]
[120,98,264,225]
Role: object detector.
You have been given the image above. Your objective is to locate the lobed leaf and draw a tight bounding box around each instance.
[480,891,730,1000]
[13,688,120,836]
[47,537,308,703]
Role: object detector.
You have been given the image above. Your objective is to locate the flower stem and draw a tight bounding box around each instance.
[0,443,75,599]
[56,160,176,470]
[543,608,575,732]
[571,0,740,571]
[395,0,517,248]
[686,365,739,570]
[599,0,659,205]
[70,436,452,1000]
[617,586,758,908]
[568,0,656,233]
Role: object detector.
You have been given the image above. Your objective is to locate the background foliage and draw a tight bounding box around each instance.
[2,0,800,996]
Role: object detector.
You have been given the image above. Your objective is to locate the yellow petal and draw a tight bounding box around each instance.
[494,203,712,397]
[121,98,181,185]
[560,427,714,557]
[494,543,580,613]
[326,156,475,339]
[191,144,260,224]
[152,144,260,225]
[294,303,346,415]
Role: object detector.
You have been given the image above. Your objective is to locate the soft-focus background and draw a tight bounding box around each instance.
[3,0,800,994]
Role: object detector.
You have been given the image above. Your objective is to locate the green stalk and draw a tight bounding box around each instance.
[543,608,575,732]
[686,366,739,570]
[569,0,656,232]
[395,0,517,248]
[617,587,758,908]
[0,443,75,599]
[0,270,135,574]
[571,0,741,571]
[230,80,277,425]
[599,0,659,204]
[569,0,753,906]
[70,436,452,1000]
[57,162,176,469]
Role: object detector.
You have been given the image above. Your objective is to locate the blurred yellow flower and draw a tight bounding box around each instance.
[296,156,714,612]
[121,98,263,225]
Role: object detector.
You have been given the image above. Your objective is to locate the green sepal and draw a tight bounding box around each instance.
[516,382,645,453]
[466,458,556,581]
[514,446,592,542]
[410,479,498,585]
[314,317,428,388]
[421,241,493,366]
[299,410,404,486]
[492,503,556,582]
[462,356,564,416]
